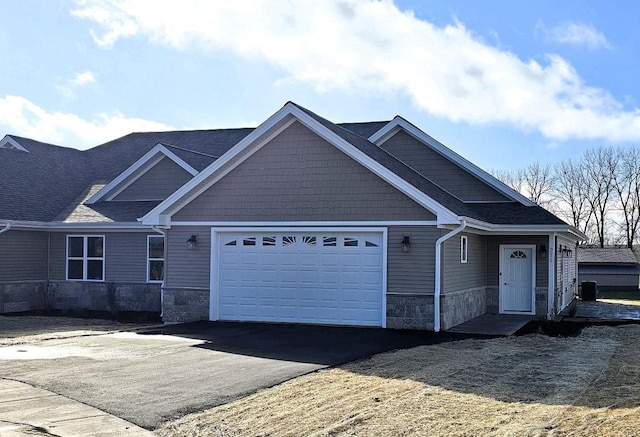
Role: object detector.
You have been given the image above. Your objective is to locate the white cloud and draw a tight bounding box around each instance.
[57,70,97,98]
[539,21,611,50]
[71,0,640,143]
[0,95,172,149]
[71,71,96,86]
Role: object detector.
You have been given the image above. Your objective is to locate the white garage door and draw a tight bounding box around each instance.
[214,231,384,327]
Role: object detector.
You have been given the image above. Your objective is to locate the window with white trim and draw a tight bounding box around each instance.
[147,235,164,282]
[460,235,468,264]
[67,235,105,281]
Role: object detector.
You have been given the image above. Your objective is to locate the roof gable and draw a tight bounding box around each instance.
[369,117,534,206]
[86,144,198,204]
[0,136,29,152]
[142,102,460,226]
[173,120,435,222]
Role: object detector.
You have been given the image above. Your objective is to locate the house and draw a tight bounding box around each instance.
[0,102,585,331]
[578,247,640,292]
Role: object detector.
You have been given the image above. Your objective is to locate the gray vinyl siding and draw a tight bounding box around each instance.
[556,235,577,311]
[387,226,440,295]
[113,157,193,201]
[578,273,639,288]
[0,231,48,281]
[49,232,159,282]
[165,225,438,295]
[380,130,510,202]
[174,121,435,222]
[486,235,549,287]
[443,232,486,293]
[165,226,211,289]
[556,236,577,285]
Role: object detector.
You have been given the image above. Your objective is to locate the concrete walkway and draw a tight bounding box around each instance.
[447,314,533,336]
[0,378,152,436]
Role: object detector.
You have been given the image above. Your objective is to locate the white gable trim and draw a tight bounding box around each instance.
[369,117,535,206]
[86,143,198,204]
[141,103,459,226]
[0,136,29,152]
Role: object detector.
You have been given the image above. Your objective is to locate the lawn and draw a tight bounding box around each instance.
[156,325,640,436]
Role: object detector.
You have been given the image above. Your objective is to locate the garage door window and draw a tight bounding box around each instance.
[220,234,382,249]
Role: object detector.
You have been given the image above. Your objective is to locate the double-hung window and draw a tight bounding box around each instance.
[67,235,105,281]
[147,235,165,282]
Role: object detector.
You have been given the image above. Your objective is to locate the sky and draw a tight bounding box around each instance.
[1,0,639,171]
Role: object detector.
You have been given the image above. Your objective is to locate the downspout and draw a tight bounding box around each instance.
[0,222,11,234]
[151,225,166,318]
[434,219,466,332]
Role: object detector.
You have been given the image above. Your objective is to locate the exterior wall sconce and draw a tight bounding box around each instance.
[401,235,411,253]
[540,245,547,259]
[186,235,197,250]
[557,245,573,257]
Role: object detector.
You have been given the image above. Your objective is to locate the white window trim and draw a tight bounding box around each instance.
[460,235,468,264]
[66,235,105,282]
[147,235,165,283]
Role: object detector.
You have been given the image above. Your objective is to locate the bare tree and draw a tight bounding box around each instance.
[554,158,592,235]
[583,147,619,247]
[491,168,524,193]
[522,161,555,208]
[492,163,554,207]
[612,147,640,248]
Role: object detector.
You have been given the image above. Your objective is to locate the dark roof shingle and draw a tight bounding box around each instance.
[0,104,571,228]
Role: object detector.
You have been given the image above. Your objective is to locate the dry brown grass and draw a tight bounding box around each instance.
[155,325,640,437]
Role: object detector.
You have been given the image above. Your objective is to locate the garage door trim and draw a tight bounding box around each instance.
[210,226,387,327]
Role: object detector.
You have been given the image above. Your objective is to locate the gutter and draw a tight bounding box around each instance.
[151,225,167,319]
[0,222,11,234]
[434,219,466,332]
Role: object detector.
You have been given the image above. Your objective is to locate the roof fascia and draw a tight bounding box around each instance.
[0,219,148,231]
[86,143,198,205]
[460,216,587,240]
[0,135,29,152]
[369,117,535,206]
[142,103,459,226]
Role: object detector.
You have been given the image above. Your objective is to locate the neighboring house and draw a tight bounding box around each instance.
[0,102,585,331]
[578,247,640,292]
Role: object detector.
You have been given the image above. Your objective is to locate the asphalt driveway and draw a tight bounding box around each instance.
[0,321,466,429]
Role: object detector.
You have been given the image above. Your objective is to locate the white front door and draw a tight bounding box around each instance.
[500,245,536,314]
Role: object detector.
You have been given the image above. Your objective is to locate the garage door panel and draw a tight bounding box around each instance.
[216,231,384,327]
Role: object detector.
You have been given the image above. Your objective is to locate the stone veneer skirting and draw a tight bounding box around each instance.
[440,287,487,330]
[386,294,434,330]
[161,287,210,323]
[0,281,48,313]
[0,281,161,315]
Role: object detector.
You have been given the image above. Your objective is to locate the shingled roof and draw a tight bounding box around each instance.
[0,103,571,228]
[578,247,639,265]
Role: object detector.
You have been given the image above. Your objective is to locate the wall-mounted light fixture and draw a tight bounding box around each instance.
[540,245,547,259]
[401,235,411,253]
[186,235,197,250]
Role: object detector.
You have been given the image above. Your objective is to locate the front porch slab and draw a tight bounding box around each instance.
[446,313,534,336]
